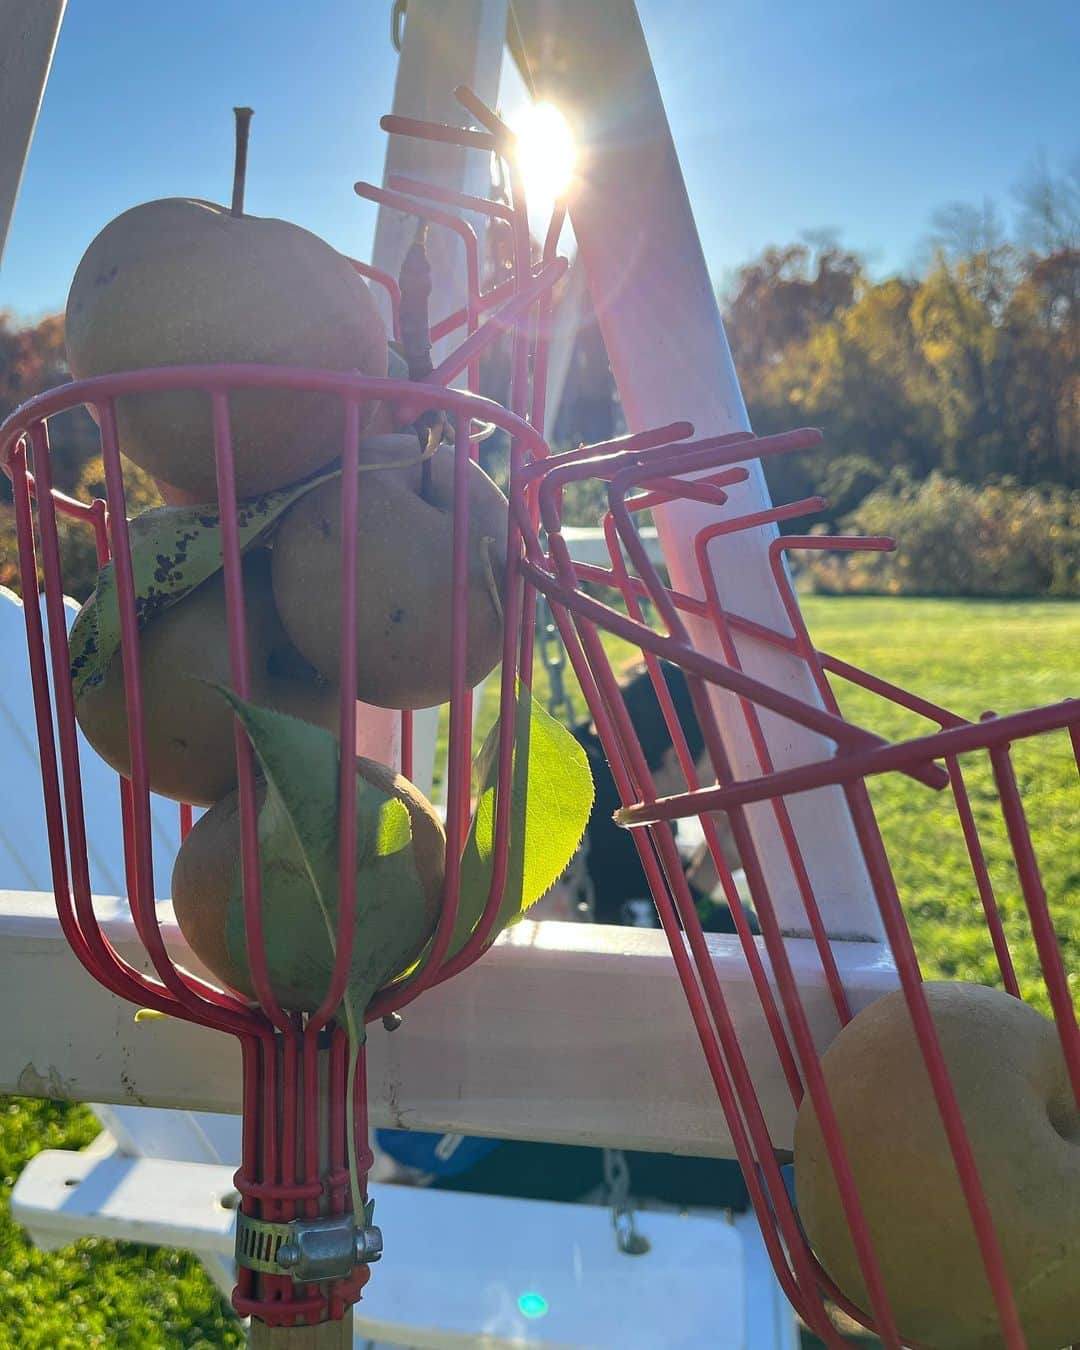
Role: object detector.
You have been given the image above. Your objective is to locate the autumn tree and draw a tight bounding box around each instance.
[0,310,101,503]
[0,310,160,597]
[724,240,863,396]
[720,158,1079,526]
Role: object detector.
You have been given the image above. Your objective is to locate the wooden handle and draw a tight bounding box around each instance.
[248,1309,353,1348]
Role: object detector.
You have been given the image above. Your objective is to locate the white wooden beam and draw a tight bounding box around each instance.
[0,891,897,1155]
[0,0,66,266]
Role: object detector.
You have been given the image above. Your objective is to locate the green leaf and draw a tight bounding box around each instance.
[69,469,341,700]
[444,686,594,962]
[216,692,430,1232]
[215,694,427,1032]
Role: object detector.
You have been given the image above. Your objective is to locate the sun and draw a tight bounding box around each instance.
[510,102,577,208]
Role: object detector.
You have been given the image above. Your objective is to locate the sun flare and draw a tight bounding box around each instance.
[511,102,577,207]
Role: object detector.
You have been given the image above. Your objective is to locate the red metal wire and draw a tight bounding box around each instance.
[353,180,482,394]
[542,576,843,1337]
[598,510,806,1100]
[307,397,361,1036]
[616,699,1079,826]
[989,735,1080,1106]
[429,275,516,344]
[387,174,516,229]
[379,113,497,155]
[347,259,401,341]
[523,419,1077,1346]
[0,86,568,1327]
[528,546,949,793]
[693,510,854,1026]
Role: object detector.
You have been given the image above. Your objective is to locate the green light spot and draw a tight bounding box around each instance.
[518,1291,548,1319]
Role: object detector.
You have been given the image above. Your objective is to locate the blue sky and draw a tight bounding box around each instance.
[2,0,1077,321]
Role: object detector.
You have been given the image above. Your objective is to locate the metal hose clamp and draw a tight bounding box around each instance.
[236,1200,382,1282]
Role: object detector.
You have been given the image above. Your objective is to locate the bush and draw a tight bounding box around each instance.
[0,455,164,604]
[804,473,1080,597]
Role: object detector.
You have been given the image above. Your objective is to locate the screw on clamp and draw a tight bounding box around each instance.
[354,1225,384,1264]
[271,1226,383,1271]
[236,1201,382,1283]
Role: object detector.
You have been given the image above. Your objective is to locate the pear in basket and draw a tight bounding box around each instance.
[172,757,445,1015]
[65,194,387,499]
[72,550,338,806]
[795,981,1080,1350]
[271,435,508,710]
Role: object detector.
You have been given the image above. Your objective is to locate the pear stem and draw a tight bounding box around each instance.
[231,107,254,216]
[398,219,441,503]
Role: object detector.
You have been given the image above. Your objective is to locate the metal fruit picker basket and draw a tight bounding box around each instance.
[0,91,578,1342]
[517,421,1080,1349]
[500,6,1079,1342]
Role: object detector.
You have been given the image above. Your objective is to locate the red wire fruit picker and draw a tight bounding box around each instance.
[504,6,1080,1347]
[518,425,1080,1350]
[0,92,582,1345]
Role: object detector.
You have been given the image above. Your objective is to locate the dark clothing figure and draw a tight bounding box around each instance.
[572,664,754,936]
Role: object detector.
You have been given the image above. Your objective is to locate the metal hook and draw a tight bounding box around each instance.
[603,1148,651,1256]
[391,0,407,53]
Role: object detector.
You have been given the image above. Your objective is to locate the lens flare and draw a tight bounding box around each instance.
[518,1291,549,1319]
[511,102,576,206]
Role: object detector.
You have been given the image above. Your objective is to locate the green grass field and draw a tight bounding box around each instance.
[802,598,1078,1006]
[0,598,1075,1347]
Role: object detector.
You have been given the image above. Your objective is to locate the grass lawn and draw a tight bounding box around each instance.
[0,597,1075,1346]
[801,597,1078,1007]
[0,1099,241,1348]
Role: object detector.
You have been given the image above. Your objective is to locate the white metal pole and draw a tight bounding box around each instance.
[516,1,883,942]
[0,0,67,266]
[542,257,588,436]
[368,0,508,796]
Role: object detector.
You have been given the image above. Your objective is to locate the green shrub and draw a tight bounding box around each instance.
[804,473,1080,597]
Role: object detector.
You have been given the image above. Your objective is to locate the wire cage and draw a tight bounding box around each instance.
[516,424,1080,1350]
[0,90,573,1332]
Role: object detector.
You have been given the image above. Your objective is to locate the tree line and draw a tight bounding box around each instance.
[557,159,1080,595]
[725,170,1078,520]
